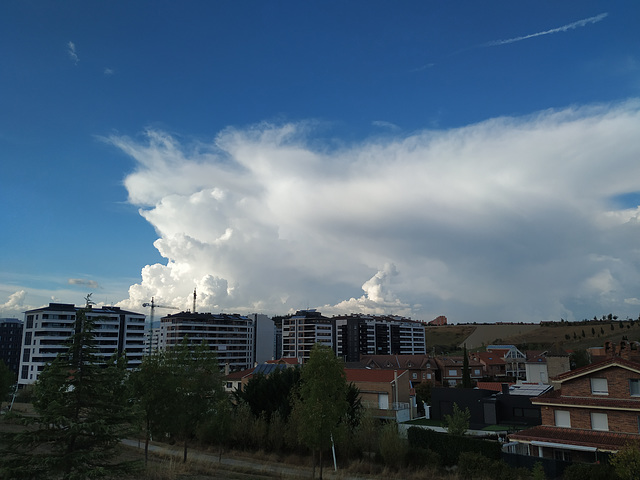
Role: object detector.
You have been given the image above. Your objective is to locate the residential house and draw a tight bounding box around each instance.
[358,354,437,385]
[345,368,415,421]
[472,351,507,380]
[486,345,527,380]
[525,347,570,385]
[508,353,640,463]
[434,355,483,386]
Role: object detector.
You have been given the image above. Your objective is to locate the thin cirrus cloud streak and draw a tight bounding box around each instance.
[106,100,640,324]
[67,41,79,64]
[482,12,609,47]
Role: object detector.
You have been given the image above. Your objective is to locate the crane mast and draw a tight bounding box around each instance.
[142,297,179,355]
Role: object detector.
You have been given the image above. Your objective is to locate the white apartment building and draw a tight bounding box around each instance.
[19,303,146,386]
[334,314,427,362]
[159,311,254,372]
[281,310,334,363]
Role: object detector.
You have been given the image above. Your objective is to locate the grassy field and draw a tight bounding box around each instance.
[426,320,640,353]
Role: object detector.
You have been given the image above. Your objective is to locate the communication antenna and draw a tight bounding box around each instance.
[193,287,197,314]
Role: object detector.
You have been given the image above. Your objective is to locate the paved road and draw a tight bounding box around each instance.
[121,439,367,479]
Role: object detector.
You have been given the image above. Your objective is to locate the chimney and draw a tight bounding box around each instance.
[620,341,631,360]
[501,383,510,395]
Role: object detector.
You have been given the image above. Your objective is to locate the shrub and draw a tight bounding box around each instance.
[562,462,617,480]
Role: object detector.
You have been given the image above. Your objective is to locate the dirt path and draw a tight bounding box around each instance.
[121,439,369,480]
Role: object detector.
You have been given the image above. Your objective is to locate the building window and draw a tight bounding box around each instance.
[591,412,609,431]
[590,378,608,395]
[448,369,457,376]
[555,410,571,428]
[630,379,640,397]
[21,366,28,380]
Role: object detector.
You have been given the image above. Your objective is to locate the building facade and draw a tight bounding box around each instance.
[18,303,146,386]
[334,314,426,362]
[0,318,23,375]
[281,310,334,363]
[508,355,640,463]
[159,311,255,372]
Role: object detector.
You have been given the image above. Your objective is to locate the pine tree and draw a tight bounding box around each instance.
[462,344,471,388]
[0,306,138,479]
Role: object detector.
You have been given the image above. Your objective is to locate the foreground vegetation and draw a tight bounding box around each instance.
[2,302,640,479]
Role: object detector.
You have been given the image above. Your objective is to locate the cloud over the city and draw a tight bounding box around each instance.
[111,101,640,323]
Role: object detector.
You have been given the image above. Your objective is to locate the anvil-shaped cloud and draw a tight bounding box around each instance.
[111,101,640,323]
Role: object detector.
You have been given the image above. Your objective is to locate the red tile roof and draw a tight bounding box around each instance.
[345,368,407,383]
[474,352,507,366]
[553,356,640,382]
[477,382,513,392]
[224,367,255,380]
[267,358,300,365]
[509,425,640,452]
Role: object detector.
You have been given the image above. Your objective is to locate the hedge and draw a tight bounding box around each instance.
[407,427,502,466]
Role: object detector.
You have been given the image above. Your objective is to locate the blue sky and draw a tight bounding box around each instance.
[1,1,640,323]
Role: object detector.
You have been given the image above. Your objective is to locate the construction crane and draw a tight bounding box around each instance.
[142,297,179,355]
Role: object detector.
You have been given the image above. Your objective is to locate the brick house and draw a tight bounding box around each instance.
[433,355,484,386]
[358,354,437,385]
[508,355,640,463]
[344,368,415,421]
[471,351,507,379]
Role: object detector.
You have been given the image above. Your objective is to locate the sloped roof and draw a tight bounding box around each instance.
[266,357,300,365]
[509,425,639,452]
[224,367,255,380]
[360,354,432,369]
[345,368,408,383]
[474,352,506,366]
[477,382,513,392]
[553,356,640,382]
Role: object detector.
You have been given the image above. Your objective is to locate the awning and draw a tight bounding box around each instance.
[531,441,597,452]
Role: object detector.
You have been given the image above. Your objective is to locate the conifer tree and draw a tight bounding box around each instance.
[0,303,138,479]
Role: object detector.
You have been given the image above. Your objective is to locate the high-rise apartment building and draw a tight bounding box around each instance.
[0,318,23,375]
[18,303,146,386]
[281,310,334,363]
[334,314,426,362]
[159,311,255,372]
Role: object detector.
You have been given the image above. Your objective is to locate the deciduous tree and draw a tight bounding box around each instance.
[293,343,348,479]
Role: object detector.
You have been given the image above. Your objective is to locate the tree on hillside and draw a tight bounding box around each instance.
[0,304,138,479]
[293,343,349,480]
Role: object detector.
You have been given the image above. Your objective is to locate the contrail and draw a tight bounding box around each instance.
[483,12,608,47]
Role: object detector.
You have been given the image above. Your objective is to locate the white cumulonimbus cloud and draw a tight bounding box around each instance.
[111,101,640,323]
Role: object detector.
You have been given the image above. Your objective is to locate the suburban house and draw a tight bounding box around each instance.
[472,351,507,379]
[525,347,571,385]
[344,368,415,421]
[357,354,437,385]
[486,345,527,380]
[433,355,484,386]
[507,352,640,463]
